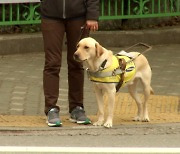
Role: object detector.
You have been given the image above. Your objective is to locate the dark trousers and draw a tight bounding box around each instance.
[41,18,88,115]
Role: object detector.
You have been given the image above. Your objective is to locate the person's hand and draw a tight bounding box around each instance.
[86,20,98,31]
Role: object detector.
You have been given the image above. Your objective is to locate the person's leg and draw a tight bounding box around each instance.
[65,18,89,113]
[41,18,65,115]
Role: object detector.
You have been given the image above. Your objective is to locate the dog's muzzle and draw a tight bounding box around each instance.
[73,53,87,62]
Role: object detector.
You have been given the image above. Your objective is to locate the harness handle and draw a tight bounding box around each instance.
[116,42,152,91]
[125,42,152,64]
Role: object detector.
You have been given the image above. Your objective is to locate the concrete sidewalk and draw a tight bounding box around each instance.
[0,27,180,129]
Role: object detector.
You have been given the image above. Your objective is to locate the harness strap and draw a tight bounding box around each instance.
[87,68,123,78]
[116,58,126,92]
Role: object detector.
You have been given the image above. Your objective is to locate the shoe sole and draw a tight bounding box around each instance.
[46,120,62,127]
[69,118,91,124]
[48,123,62,127]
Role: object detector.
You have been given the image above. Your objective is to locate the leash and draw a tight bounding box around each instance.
[77,25,90,43]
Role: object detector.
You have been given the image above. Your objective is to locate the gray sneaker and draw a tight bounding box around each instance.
[70,106,91,124]
[47,108,62,127]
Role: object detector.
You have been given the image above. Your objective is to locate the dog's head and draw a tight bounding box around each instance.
[74,37,104,62]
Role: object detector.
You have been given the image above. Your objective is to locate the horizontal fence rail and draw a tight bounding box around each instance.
[0,0,180,26]
[0,0,40,3]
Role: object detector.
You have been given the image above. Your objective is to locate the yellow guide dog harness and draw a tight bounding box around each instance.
[87,51,137,92]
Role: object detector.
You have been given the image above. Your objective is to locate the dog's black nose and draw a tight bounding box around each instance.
[73,53,79,61]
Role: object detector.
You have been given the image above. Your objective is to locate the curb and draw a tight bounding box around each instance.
[0,122,180,132]
[0,26,180,54]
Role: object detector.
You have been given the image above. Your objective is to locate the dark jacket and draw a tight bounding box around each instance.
[40,0,99,20]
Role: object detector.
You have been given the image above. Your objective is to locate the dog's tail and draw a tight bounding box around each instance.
[150,86,154,95]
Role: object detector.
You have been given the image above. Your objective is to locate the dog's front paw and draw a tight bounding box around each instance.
[93,120,104,126]
[103,121,113,128]
[133,116,150,122]
[142,116,150,122]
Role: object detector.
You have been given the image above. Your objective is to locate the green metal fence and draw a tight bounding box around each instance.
[0,0,180,26]
[0,3,40,25]
[100,0,180,20]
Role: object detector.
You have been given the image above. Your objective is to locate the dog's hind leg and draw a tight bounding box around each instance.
[128,79,143,121]
[140,72,152,122]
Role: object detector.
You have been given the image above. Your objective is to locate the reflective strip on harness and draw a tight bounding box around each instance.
[88,55,136,85]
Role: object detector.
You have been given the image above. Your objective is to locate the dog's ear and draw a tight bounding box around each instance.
[95,42,104,57]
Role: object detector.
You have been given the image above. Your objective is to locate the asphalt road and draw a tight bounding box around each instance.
[0,123,180,153]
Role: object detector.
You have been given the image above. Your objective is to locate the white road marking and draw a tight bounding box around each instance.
[0,147,180,153]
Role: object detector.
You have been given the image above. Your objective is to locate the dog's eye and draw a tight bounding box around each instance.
[76,44,79,49]
[84,46,89,49]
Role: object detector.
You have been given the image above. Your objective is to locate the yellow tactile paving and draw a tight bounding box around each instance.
[104,93,180,125]
[0,93,179,127]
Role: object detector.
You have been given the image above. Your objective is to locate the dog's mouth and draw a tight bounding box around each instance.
[77,59,87,62]
[73,55,87,62]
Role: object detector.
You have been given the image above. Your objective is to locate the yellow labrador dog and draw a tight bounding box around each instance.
[74,37,153,128]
